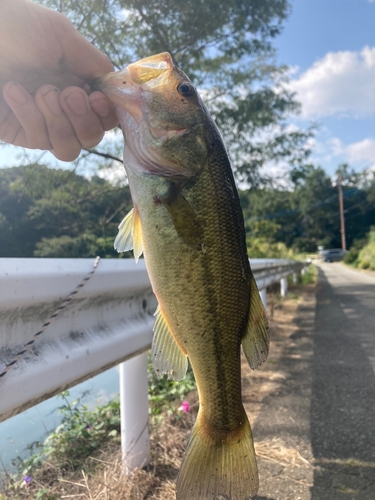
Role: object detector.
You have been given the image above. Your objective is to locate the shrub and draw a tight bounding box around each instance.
[299,264,318,285]
[148,360,196,416]
[10,359,197,479]
[15,391,121,475]
[246,237,294,259]
[358,241,375,270]
[358,260,370,269]
[344,248,359,264]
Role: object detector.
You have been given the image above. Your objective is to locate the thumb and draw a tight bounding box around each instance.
[58,16,115,83]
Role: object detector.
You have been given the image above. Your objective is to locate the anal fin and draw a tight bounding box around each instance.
[151,305,188,381]
[241,275,269,369]
[114,206,144,262]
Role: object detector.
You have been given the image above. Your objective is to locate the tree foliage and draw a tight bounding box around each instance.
[1,163,374,258]
[0,164,132,257]
[240,164,375,253]
[34,0,311,184]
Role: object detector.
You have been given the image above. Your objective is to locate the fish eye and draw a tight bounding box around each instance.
[177,82,195,97]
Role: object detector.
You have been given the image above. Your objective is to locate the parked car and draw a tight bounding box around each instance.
[322,248,347,262]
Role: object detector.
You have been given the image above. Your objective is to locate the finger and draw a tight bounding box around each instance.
[89,92,119,131]
[60,87,104,149]
[0,100,19,144]
[2,82,52,149]
[35,84,81,162]
[0,108,24,146]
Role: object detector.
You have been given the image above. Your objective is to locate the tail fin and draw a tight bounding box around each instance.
[176,414,258,500]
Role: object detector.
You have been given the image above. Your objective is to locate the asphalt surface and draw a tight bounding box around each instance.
[253,262,375,500]
[311,263,375,499]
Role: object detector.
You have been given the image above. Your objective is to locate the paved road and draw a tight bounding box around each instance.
[311,262,375,499]
[253,262,375,500]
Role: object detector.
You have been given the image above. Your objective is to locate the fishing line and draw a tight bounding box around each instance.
[0,256,101,380]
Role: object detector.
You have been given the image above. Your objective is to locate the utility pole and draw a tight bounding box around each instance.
[337,172,346,250]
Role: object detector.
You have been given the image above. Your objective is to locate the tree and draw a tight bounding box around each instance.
[1,162,374,258]
[240,164,375,253]
[0,164,132,257]
[33,0,312,184]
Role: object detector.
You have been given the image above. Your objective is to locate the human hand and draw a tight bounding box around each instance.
[0,0,119,161]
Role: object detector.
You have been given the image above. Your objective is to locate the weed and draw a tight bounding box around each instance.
[3,356,196,492]
[9,391,121,479]
[148,357,196,417]
[299,264,317,285]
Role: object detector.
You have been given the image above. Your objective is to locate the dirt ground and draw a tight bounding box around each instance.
[250,285,316,500]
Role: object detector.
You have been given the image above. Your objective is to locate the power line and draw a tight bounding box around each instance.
[279,197,374,234]
[245,180,375,224]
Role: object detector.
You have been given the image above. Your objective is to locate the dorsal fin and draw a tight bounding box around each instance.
[241,275,269,369]
[151,305,188,381]
[114,206,143,262]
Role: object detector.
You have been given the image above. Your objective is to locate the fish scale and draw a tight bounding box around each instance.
[94,51,269,500]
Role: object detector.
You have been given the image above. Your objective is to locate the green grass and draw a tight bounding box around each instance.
[10,391,121,478]
[148,357,196,417]
[299,263,318,285]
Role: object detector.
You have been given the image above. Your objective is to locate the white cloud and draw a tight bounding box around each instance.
[289,46,375,118]
[346,138,375,163]
[311,135,375,170]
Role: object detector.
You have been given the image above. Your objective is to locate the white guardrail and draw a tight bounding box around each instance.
[0,257,309,470]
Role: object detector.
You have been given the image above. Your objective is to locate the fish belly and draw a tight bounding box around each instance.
[128,159,259,499]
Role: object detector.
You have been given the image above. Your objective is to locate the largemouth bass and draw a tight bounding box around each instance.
[94,52,269,500]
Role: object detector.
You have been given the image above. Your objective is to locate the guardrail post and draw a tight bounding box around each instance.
[260,288,267,310]
[119,351,150,473]
[292,272,298,284]
[280,277,288,297]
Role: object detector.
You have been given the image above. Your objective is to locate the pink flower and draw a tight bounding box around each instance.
[180,401,190,413]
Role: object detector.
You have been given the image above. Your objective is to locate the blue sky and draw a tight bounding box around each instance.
[276,0,375,175]
[1,0,375,177]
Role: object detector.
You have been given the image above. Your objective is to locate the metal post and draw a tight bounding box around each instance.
[280,277,288,297]
[293,272,298,284]
[119,351,150,473]
[260,288,267,310]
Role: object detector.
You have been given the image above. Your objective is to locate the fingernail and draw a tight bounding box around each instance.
[7,83,28,105]
[91,98,110,117]
[64,92,88,116]
[43,89,62,115]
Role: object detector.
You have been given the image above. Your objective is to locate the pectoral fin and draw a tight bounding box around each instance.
[132,206,143,263]
[241,275,269,369]
[159,186,202,247]
[114,206,143,262]
[151,305,188,381]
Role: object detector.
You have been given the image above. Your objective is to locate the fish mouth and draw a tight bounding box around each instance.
[91,53,174,125]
